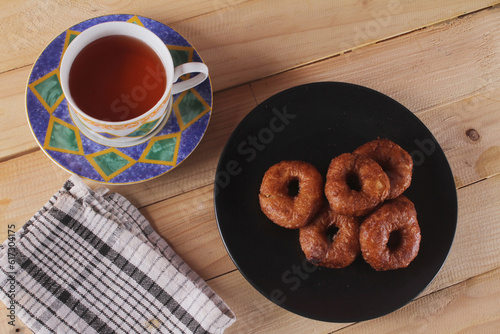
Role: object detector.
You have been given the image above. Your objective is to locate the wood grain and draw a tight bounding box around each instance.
[419,173,500,295]
[0,85,256,230]
[250,5,500,114]
[417,86,500,188]
[329,267,500,333]
[208,175,500,333]
[0,1,497,87]
[2,5,499,162]
[2,168,499,333]
[1,2,500,333]
[0,66,33,162]
[207,200,500,334]
[2,71,500,231]
[132,0,499,91]
[141,184,235,281]
[0,0,248,73]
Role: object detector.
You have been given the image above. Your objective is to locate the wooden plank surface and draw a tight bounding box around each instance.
[141,184,235,281]
[1,1,500,333]
[2,4,499,161]
[332,267,500,333]
[417,173,500,295]
[0,1,497,86]
[209,266,500,334]
[0,0,248,73]
[174,0,499,91]
[0,67,33,161]
[2,7,500,229]
[2,160,500,333]
[250,5,500,113]
[417,86,500,188]
[0,85,257,230]
[208,174,500,333]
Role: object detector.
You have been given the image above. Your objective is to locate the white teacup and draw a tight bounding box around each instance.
[60,21,208,146]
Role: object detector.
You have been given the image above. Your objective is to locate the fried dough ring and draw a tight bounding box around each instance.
[300,206,360,268]
[325,153,390,217]
[354,139,413,199]
[259,161,323,229]
[359,196,421,271]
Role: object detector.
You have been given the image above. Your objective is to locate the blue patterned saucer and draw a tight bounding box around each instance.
[26,14,212,184]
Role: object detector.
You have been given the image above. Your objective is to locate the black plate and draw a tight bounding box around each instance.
[214,82,457,322]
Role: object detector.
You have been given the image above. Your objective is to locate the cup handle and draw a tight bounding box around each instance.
[171,62,209,95]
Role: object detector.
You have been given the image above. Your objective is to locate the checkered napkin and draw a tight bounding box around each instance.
[0,175,235,334]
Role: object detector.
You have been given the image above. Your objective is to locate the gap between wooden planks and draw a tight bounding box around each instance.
[2,161,500,334]
[1,77,500,234]
[3,107,500,287]
[329,267,500,333]
[250,5,500,114]
[0,2,500,334]
[209,261,500,333]
[0,0,248,73]
[206,174,500,333]
[1,0,497,88]
[144,164,500,285]
[2,3,499,163]
[1,2,500,161]
[1,5,500,227]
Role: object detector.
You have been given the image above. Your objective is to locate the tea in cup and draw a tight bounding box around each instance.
[60,21,208,146]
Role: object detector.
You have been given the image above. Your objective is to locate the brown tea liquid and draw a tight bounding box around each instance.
[68,35,166,122]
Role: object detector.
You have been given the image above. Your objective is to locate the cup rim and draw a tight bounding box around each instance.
[60,21,173,126]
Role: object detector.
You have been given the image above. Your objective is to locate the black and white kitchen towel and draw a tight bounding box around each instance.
[0,175,235,333]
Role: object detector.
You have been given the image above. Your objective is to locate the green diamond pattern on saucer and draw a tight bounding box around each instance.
[170,49,190,68]
[43,117,83,155]
[86,148,136,182]
[67,32,78,45]
[92,151,131,177]
[127,118,159,137]
[178,90,207,125]
[33,73,63,108]
[145,137,178,162]
[48,121,80,152]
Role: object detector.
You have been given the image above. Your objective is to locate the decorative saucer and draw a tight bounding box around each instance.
[26,14,212,184]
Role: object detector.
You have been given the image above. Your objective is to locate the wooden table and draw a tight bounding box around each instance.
[1,1,500,333]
